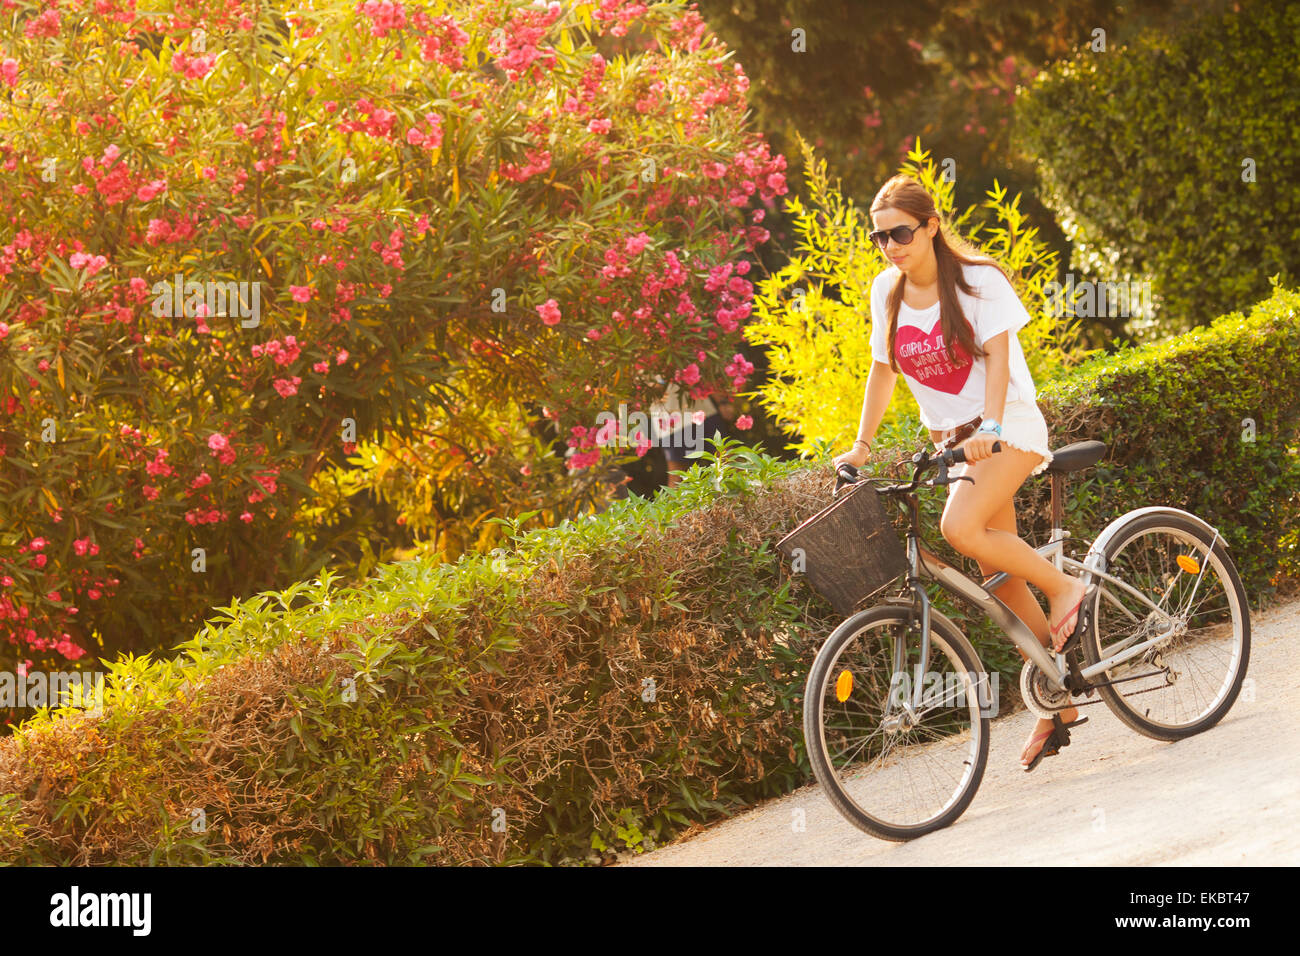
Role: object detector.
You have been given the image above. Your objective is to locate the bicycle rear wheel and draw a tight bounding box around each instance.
[1082,512,1250,740]
[803,604,991,841]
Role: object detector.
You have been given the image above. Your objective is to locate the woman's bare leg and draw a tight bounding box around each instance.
[940,446,1089,644]
[942,448,1085,765]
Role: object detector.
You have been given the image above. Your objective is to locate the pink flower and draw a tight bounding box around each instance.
[289,285,313,303]
[142,485,159,499]
[567,449,602,471]
[135,179,167,201]
[624,232,651,255]
[207,432,229,453]
[725,352,755,386]
[29,537,46,551]
[335,349,349,365]
[171,51,217,80]
[273,376,302,397]
[240,511,254,523]
[360,0,408,38]
[587,118,612,135]
[676,363,701,386]
[59,641,87,661]
[146,449,173,477]
[537,298,561,326]
[594,418,618,447]
[69,252,109,276]
[735,415,753,430]
[0,58,18,88]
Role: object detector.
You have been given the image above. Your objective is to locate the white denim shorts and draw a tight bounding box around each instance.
[931,398,1054,477]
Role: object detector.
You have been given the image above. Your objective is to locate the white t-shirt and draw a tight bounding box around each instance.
[869,262,1038,430]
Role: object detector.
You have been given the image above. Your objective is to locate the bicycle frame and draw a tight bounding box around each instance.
[887,484,1224,713]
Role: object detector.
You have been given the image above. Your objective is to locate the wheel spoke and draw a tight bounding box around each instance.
[1089,520,1247,731]
[807,614,986,836]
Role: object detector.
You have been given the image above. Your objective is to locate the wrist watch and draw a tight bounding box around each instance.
[977,418,1002,437]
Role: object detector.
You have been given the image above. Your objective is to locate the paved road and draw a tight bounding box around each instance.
[625,596,1299,866]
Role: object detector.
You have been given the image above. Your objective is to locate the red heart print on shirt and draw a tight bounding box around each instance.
[894,321,973,394]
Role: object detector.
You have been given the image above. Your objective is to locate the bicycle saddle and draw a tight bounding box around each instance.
[1045,440,1107,474]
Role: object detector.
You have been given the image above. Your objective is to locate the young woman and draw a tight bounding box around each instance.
[833,174,1092,771]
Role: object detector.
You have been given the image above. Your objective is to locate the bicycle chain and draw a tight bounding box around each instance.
[1051,666,1175,711]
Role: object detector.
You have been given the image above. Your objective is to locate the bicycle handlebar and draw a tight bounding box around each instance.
[835,440,1003,494]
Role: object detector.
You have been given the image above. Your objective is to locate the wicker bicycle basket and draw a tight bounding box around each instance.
[776,480,909,617]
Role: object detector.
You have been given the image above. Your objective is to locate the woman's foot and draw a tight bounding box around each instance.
[1020,706,1078,768]
[1047,577,1090,652]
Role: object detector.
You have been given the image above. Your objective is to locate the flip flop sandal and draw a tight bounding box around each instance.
[1022,712,1089,772]
[1019,726,1054,769]
[1050,583,1100,654]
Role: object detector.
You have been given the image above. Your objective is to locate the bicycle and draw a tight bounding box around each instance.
[801,439,1251,841]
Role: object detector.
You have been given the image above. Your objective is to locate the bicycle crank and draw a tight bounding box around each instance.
[1018,660,1104,719]
[1019,660,1074,719]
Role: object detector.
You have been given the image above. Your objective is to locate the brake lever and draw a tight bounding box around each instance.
[833,462,860,495]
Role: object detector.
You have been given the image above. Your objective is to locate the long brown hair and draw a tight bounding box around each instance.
[869,174,1015,374]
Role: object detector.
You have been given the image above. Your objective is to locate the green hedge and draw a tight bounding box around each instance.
[1034,277,1300,597]
[1014,0,1300,334]
[0,447,838,865]
[1,285,1298,865]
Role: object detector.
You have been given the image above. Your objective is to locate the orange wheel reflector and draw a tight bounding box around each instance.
[1177,554,1201,574]
[835,669,854,702]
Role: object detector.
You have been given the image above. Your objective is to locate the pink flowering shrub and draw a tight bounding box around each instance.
[0,0,785,672]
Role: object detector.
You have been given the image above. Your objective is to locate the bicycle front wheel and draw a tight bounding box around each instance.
[1082,512,1250,740]
[803,604,991,841]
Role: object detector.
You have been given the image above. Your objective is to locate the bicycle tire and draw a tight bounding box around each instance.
[803,603,990,841]
[1081,511,1250,741]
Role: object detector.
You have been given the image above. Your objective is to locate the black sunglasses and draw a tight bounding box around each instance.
[868,219,932,250]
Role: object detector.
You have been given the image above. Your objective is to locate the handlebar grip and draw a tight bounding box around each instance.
[835,462,860,489]
[947,440,1002,464]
